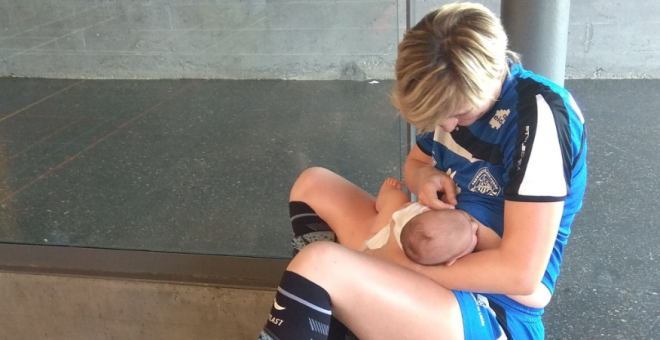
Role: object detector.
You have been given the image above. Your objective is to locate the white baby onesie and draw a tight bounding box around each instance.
[363,202,430,250]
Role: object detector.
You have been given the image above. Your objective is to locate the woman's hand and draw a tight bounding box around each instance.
[403,144,457,210]
[415,167,458,209]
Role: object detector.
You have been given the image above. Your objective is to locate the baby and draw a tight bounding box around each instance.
[364,178,500,266]
[364,178,551,307]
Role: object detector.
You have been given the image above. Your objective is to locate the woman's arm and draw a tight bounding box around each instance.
[410,200,563,295]
[403,144,457,208]
[474,220,501,252]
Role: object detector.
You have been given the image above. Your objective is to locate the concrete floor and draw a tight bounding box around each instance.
[545,80,660,340]
[0,272,273,340]
[0,78,658,339]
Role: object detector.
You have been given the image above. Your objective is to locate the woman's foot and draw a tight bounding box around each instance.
[378,178,403,197]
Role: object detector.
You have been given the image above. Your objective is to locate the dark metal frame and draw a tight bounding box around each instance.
[0,243,288,289]
[406,0,417,202]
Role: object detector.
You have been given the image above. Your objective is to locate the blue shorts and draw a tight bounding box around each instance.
[452,291,545,340]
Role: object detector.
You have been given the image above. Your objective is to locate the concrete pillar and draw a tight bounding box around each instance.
[501,0,571,86]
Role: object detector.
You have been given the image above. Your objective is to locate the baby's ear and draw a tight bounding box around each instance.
[445,258,458,266]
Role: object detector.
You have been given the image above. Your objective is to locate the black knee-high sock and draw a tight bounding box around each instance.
[258,271,332,340]
[290,201,336,257]
[288,202,348,340]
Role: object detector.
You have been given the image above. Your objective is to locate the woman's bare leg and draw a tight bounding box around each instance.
[290,167,379,250]
[288,242,464,340]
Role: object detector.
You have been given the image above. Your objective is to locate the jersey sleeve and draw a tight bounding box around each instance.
[503,92,573,202]
[415,132,434,156]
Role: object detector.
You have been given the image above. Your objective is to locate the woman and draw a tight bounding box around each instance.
[259,3,586,340]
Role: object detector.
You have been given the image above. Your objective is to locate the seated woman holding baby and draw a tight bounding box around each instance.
[258,3,587,340]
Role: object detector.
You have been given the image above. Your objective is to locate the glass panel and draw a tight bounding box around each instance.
[0,0,406,258]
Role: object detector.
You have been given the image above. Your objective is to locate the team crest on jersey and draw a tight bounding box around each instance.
[489,109,510,130]
[468,167,501,196]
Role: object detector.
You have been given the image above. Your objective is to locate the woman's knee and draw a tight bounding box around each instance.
[289,167,333,201]
[289,241,337,270]
[287,242,345,284]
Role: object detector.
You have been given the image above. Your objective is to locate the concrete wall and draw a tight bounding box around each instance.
[412,0,660,79]
[0,0,658,80]
[0,0,406,80]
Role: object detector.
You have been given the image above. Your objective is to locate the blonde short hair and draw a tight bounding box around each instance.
[391,2,519,133]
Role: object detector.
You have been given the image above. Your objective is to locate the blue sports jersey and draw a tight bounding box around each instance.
[416,63,587,297]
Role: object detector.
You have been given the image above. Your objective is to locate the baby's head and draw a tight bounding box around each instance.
[400,209,478,266]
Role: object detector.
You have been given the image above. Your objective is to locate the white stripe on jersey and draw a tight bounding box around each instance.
[517,95,567,197]
[433,126,481,163]
[568,93,585,124]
